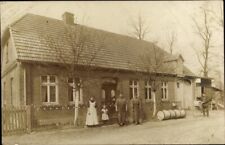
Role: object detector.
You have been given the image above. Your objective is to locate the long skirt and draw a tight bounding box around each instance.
[86,107,99,126]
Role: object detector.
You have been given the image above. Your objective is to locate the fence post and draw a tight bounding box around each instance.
[26,105,31,133]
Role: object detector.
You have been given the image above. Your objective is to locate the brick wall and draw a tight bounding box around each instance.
[24,63,182,125]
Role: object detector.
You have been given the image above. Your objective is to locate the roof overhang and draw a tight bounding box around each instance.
[18,59,180,78]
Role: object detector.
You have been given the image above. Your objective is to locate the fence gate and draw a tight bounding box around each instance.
[2,105,31,136]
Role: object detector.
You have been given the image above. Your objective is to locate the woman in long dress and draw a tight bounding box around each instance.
[86,97,99,126]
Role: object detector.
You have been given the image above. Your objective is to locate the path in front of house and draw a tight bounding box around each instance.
[2,110,225,145]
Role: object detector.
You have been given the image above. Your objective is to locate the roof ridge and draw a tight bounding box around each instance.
[10,13,31,28]
[15,13,160,48]
[11,13,173,56]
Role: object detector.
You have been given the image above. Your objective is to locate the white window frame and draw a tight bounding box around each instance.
[129,80,139,99]
[68,78,83,105]
[102,89,106,100]
[177,82,180,88]
[145,80,152,101]
[161,81,168,101]
[40,75,58,105]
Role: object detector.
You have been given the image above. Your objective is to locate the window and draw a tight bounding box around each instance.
[10,78,14,105]
[102,89,106,100]
[41,75,58,104]
[111,90,115,97]
[68,77,83,104]
[145,80,152,100]
[129,80,139,99]
[161,81,168,100]
[177,82,180,88]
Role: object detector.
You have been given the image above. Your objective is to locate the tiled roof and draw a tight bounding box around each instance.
[10,13,196,77]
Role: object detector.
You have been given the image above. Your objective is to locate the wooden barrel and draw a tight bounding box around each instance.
[157,110,171,121]
[180,110,186,118]
[174,109,181,118]
[163,110,171,120]
[168,110,176,119]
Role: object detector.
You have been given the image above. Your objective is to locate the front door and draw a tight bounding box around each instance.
[176,81,184,108]
[102,83,117,117]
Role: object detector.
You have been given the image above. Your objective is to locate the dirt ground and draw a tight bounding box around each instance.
[2,110,225,145]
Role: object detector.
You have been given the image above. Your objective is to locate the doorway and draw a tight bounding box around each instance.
[101,82,117,118]
[102,83,116,106]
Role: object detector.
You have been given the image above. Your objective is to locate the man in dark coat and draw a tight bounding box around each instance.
[115,93,127,126]
[131,95,142,125]
[202,93,212,117]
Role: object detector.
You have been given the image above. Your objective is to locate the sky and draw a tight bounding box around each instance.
[1,1,224,83]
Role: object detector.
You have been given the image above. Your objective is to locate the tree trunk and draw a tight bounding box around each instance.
[73,88,79,126]
[152,91,157,117]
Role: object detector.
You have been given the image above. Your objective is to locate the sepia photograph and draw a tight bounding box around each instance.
[1,1,224,144]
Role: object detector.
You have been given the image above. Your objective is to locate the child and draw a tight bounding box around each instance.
[101,104,109,125]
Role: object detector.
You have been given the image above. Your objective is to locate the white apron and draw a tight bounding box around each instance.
[86,101,99,126]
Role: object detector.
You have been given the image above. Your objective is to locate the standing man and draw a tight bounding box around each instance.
[202,93,212,117]
[131,95,142,125]
[115,93,127,126]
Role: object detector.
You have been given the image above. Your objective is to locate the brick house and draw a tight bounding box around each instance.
[1,12,199,127]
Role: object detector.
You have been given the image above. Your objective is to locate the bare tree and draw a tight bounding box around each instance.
[42,23,105,126]
[208,2,224,28]
[139,42,175,117]
[192,7,214,77]
[128,13,150,40]
[167,31,177,55]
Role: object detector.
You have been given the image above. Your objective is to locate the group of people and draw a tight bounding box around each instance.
[86,92,212,127]
[85,93,142,127]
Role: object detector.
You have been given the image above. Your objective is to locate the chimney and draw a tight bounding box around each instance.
[62,12,74,25]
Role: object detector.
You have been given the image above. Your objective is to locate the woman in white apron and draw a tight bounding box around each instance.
[86,97,99,126]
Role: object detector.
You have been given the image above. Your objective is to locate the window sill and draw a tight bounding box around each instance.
[161,99,169,102]
[40,104,62,111]
[145,99,153,103]
[42,102,59,106]
[69,102,84,105]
